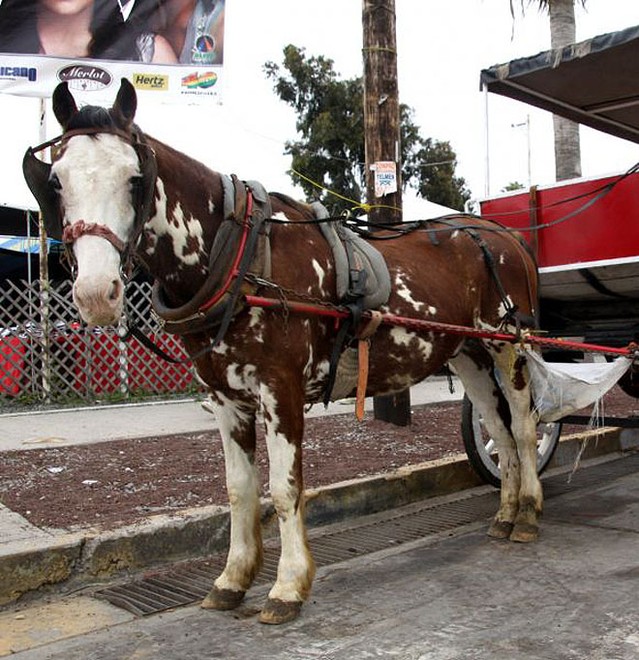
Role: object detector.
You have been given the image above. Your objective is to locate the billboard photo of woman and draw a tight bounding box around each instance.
[0,0,178,63]
[0,0,225,103]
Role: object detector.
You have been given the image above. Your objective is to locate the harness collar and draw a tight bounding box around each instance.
[151,174,272,337]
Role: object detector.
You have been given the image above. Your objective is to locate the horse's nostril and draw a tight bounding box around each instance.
[109,279,121,302]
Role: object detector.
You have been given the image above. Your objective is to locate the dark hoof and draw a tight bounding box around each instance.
[258,598,303,625]
[510,522,539,543]
[487,519,514,539]
[201,586,246,611]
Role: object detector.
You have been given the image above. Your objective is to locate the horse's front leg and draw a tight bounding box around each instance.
[258,383,315,625]
[201,397,263,611]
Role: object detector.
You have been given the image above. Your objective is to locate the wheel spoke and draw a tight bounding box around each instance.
[462,394,562,487]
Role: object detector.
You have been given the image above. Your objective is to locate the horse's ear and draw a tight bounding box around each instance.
[52,82,78,129]
[112,78,137,128]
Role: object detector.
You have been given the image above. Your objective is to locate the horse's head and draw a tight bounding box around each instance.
[23,79,156,326]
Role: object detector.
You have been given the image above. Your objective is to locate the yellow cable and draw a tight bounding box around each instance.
[289,168,403,216]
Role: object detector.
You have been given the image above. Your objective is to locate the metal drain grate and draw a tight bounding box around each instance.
[543,451,639,498]
[96,452,639,617]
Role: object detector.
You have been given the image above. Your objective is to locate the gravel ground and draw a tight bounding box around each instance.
[0,402,465,531]
[1,386,636,532]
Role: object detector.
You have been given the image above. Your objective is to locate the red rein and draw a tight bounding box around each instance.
[244,295,638,359]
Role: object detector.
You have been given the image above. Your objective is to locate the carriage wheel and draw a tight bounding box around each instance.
[460,394,562,487]
[617,367,639,399]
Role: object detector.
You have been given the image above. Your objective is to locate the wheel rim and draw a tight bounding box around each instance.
[472,409,561,482]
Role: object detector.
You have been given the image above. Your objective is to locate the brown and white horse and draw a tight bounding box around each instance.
[26,79,542,624]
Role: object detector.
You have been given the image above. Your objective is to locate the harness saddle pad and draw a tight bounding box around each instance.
[311,202,391,310]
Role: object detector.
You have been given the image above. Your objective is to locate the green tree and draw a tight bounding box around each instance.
[511,1,586,180]
[502,181,525,192]
[264,45,471,214]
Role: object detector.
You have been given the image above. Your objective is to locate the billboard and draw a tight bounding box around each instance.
[0,0,225,103]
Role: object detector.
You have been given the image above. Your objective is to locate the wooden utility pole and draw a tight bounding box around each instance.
[362,0,410,426]
[362,0,402,225]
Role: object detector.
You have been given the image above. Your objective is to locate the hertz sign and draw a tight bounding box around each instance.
[132,74,169,92]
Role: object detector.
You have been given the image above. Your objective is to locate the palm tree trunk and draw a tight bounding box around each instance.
[549,0,582,180]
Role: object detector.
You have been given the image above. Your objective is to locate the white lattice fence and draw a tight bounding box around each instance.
[0,279,198,408]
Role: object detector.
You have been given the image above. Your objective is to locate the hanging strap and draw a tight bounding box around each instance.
[354,310,383,421]
[121,323,185,364]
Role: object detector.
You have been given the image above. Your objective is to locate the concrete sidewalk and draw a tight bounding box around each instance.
[3,451,639,658]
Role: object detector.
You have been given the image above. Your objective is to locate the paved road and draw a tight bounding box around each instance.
[3,452,638,659]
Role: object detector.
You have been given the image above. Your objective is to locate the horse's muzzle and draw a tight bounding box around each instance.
[73,276,124,326]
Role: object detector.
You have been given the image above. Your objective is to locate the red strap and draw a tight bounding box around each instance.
[62,220,126,253]
[199,190,254,313]
[356,339,370,422]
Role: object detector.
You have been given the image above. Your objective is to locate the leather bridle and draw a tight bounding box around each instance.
[23,126,157,277]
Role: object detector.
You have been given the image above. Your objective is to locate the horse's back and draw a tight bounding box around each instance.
[375,215,538,326]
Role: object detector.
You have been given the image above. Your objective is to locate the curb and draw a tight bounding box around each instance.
[0,426,633,607]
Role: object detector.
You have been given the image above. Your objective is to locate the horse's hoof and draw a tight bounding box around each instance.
[510,522,539,543]
[201,586,246,611]
[258,598,303,625]
[487,519,514,539]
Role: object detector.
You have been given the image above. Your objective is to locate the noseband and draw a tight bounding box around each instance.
[23,126,157,278]
[61,220,126,254]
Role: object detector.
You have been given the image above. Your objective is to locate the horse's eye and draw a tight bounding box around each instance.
[49,173,62,191]
[130,175,143,190]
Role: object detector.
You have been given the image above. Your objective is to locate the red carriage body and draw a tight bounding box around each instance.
[480,25,639,347]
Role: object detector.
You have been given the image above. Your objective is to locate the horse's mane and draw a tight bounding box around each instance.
[67,106,116,132]
[269,192,316,219]
[65,106,153,150]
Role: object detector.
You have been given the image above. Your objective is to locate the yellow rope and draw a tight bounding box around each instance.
[361,46,397,55]
[289,168,403,216]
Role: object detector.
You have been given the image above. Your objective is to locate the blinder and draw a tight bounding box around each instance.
[22,127,158,271]
[22,146,62,240]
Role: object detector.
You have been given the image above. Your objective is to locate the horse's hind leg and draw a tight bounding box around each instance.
[490,346,542,543]
[201,399,263,611]
[258,384,315,625]
[451,348,523,539]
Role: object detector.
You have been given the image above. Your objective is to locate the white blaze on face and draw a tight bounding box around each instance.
[53,134,140,325]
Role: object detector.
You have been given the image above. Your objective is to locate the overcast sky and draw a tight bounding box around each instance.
[3,0,639,214]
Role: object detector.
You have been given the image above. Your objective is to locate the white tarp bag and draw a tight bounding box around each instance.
[525,349,632,423]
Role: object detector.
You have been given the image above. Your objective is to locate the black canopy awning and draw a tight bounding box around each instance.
[480,25,639,144]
